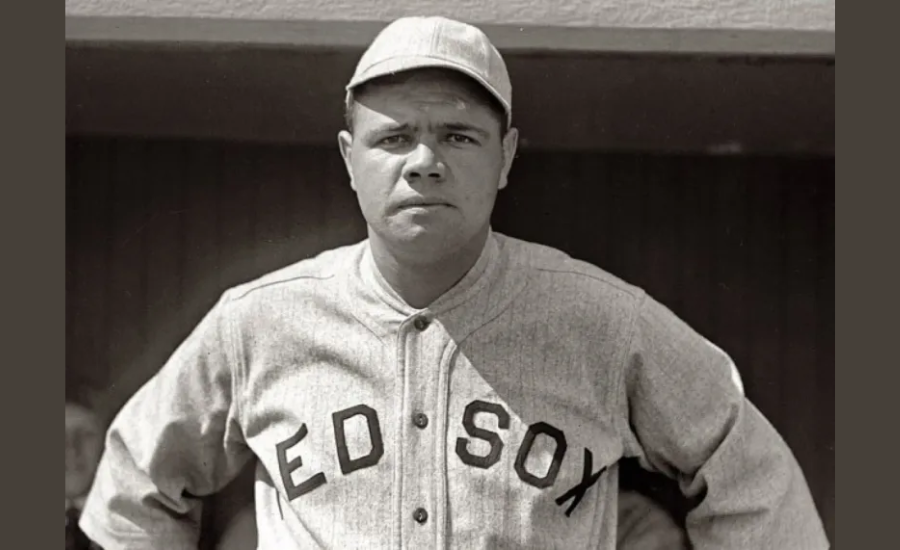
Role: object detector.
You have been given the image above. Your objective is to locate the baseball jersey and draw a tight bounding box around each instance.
[80,231,828,549]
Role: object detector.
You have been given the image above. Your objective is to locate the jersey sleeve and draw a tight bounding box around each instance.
[617,293,829,549]
[79,292,253,550]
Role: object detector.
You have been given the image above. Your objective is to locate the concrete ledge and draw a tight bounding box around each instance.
[66,16,835,57]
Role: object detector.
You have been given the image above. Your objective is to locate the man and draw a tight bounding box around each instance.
[66,398,104,550]
[81,15,828,549]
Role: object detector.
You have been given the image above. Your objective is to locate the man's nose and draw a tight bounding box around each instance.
[402,142,446,182]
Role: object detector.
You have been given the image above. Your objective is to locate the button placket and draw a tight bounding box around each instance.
[401,312,437,545]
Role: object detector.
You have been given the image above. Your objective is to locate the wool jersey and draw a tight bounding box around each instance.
[81,231,828,549]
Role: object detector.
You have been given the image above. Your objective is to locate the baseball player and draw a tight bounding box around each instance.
[80,15,828,549]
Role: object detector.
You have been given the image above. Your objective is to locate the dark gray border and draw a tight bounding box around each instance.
[13,3,61,549]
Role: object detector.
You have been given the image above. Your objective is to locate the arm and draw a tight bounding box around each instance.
[79,293,253,550]
[619,293,828,549]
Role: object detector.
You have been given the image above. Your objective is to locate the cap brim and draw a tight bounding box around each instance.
[346,55,511,125]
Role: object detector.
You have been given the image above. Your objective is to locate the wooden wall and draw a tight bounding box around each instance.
[66,136,834,544]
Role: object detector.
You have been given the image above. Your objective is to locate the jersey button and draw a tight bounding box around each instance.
[413,316,430,331]
[413,507,428,524]
[413,412,429,429]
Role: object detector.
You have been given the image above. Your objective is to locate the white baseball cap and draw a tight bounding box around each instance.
[346,16,513,126]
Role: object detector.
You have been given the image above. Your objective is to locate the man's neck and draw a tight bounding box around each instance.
[369,229,489,309]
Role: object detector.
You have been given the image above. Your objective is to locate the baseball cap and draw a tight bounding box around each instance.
[346,16,512,126]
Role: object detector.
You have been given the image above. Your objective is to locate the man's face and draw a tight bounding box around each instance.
[65,403,103,498]
[338,70,518,261]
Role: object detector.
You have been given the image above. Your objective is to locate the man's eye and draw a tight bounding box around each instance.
[379,135,409,146]
[447,134,477,145]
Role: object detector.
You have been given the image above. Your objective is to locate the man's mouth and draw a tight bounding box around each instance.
[397,200,451,209]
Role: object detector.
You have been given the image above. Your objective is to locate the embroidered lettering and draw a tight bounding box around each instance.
[514,422,568,488]
[275,424,327,501]
[332,404,384,475]
[455,400,510,469]
[555,449,606,517]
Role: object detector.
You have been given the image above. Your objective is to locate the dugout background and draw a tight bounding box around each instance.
[66,32,835,547]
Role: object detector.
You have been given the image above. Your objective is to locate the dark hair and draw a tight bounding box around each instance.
[66,370,101,411]
[345,69,510,136]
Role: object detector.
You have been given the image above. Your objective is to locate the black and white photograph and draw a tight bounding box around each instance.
[66,2,835,548]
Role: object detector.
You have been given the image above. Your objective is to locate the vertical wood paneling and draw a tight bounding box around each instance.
[106,141,149,406]
[181,141,222,332]
[744,169,784,415]
[783,175,819,485]
[68,139,114,396]
[643,158,677,310]
[669,159,689,316]
[668,162,710,334]
[142,140,187,401]
[716,164,751,392]
[66,137,834,545]
[814,172,835,541]
[570,155,611,275]
[66,140,92,395]
[249,146,286,274]
[217,144,257,291]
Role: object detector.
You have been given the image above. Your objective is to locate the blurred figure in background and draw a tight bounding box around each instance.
[66,393,104,550]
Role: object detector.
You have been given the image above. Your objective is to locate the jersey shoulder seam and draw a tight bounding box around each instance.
[495,233,645,299]
[225,243,363,302]
[531,263,644,298]
[228,271,336,301]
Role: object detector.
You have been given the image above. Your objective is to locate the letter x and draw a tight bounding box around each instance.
[555,449,606,517]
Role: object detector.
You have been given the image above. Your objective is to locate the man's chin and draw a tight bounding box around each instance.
[377,224,459,255]
[385,217,448,239]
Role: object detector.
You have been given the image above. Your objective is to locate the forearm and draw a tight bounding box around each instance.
[80,511,197,550]
[79,412,205,550]
[681,401,828,549]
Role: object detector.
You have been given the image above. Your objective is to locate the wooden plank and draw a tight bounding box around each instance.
[742,165,783,412]
[68,138,114,399]
[180,141,223,329]
[641,156,679,308]
[141,140,188,381]
[813,165,835,546]
[710,160,752,376]
[104,140,150,405]
[216,142,260,288]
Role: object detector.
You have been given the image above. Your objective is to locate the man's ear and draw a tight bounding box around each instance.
[337,130,356,191]
[498,127,519,191]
